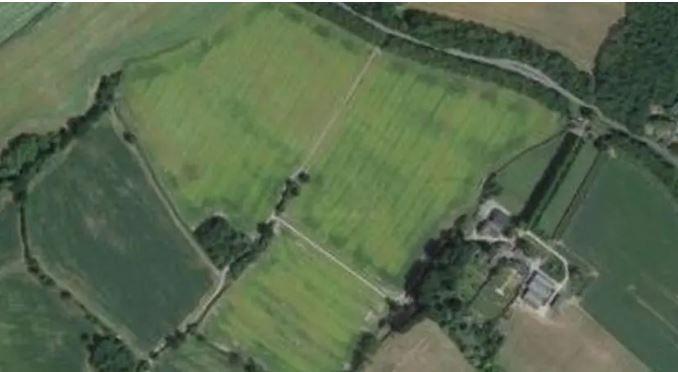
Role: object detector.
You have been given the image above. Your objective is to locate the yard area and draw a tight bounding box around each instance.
[562,153,678,372]
[202,231,384,372]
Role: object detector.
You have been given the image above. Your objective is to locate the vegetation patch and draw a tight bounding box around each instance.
[26,118,215,351]
[289,52,560,284]
[0,271,92,372]
[0,3,230,142]
[193,216,252,270]
[156,335,265,372]
[562,153,678,371]
[470,265,522,321]
[119,3,373,228]
[0,203,20,267]
[203,231,384,372]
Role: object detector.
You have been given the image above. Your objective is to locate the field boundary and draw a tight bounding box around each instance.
[274,216,393,298]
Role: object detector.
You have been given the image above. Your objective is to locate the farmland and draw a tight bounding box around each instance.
[410,3,624,70]
[366,319,474,372]
[499,305,648,372]
[288,53,561,283]
[25,117,216,351]
[0,203,20,267]
[156,337,242,372]
[0,3,230,142]
[0,3,51,45]
[119,3,373,228]
[0,270,92,372]
[203,231,384,372]
[494,134,562,213]
[562,153,678,371]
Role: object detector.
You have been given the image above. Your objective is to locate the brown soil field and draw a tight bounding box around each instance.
[409,3,624,71]
[498,303,648,372]
[366,319,474,372]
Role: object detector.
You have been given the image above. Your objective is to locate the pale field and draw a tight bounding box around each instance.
[498,304,648,372]
[366,319,474,372]
[410,3,624,70]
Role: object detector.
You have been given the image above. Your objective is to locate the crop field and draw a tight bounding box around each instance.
[535,141,598,237]
[366,319,474,372]
[203,231,384,372]
[410,3,624,70]
[288,54,562,284]
[494,133,562,213]
[0,3,51,45]
[0,203,20,268]
[156,337,239,372]
[119,4,372,228]
[0,270,92,372]
[0,3,230,142]
[26,118,216,351]
[562,154,678,371]
[499,305,648,372]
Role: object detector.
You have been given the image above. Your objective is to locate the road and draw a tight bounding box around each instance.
[338,3,678,168]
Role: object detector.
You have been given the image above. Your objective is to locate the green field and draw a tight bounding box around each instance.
[0,203,20,267]
[470,266,521,320]
[288,54,561,283]
[563,153,678,372]
[494,134,562,213]
[0,270,91,372]
[203,231,384,372]
[156,337,242,372]
[535,140,598,237]
[0,3,229,142]
[120,4,372,228]
[0,3,51,45]
[26,117,216,351]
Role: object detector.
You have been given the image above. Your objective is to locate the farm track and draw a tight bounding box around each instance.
[301,46,380,170]
[274,215,394,298]
[337,3,678,168]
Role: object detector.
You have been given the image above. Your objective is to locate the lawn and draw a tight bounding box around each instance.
[0,3,51,45]
[203,231,384,372]
[562,153,678,372]
[535,140,598,237]
[0,202,20,268]
[470,266,521,320]
[0,3,230,142]
[494,133,563,213]
[26,117,216,351]
[288,54,562,284]
[119,3,373,228]
[410,3,624,70]
[0,270,92,372]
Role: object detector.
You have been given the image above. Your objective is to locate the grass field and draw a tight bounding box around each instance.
[0,3,51,45]
[494,134,562,213]
[288,54,562,284]
[366,319,474,372]
[535,141,598,237]
[0,203,20,268]
[0,270,92,372]
[26,117,216,351]
[562,153,678,372]
[120,4,372,228]
[499,305,648,372]
[410,3,624,70]
[156,337,241,372]
[0,3,230,143]
[470,266,521,320]
[203,231,384,372]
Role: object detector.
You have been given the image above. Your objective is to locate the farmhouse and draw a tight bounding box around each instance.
[478,207,511,239]
[522,271,556,309]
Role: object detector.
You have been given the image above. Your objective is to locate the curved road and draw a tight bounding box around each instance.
[338,3,678,167]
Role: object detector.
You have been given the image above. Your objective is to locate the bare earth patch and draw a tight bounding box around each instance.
[366,319,473,372]
[409,3,624,71]
[498,303,648,372]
